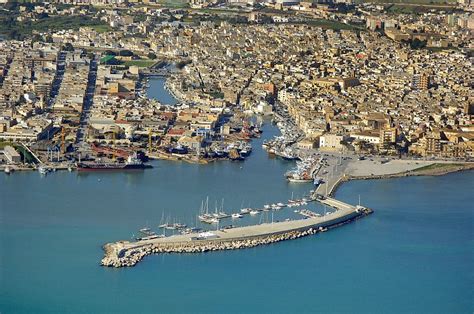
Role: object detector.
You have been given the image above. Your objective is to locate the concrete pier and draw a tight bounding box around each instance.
[101,197,373,268]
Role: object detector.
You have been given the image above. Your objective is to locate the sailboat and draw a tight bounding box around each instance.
[198,197,212,221]
[218,198,229,218]
[158,212,168,228]
[199,197,217,223]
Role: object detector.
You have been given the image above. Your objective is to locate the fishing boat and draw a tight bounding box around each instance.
[288,176,313,183]
[38,166,48,175]
[313,178,323,185]
[238,142,252,157]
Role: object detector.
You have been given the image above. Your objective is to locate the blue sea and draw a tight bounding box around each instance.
[1,81,473,313]
[1,121,472,313]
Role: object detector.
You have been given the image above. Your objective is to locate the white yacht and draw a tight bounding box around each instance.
[240,208,251,214]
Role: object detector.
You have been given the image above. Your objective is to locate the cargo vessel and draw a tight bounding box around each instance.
[77,154,152,171]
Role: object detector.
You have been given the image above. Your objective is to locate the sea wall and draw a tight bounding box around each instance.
[102,228,321,268]
[101,208,372,268]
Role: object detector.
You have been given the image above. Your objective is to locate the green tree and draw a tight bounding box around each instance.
[62,43,74,51]
[31,34,42,43]
[103,50,117,56]
[119,49,134,57]
[147,52,157,60]
[410,38,426,50]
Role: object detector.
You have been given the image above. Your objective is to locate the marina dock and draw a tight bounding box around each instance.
[101,197,373,267]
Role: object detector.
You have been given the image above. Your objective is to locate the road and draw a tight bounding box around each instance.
[75,56,98,148]
[48,51,66,108]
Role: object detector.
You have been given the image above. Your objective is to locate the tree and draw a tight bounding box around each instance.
[147,52,157,60]
[119,49,133,57]
[62,43,74,51]
[31,34,42,43]
[410,38,426,50]
[37,12,49,19]
[103,50,117,56]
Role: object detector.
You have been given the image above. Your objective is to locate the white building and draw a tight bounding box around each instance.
[319,134,346,151]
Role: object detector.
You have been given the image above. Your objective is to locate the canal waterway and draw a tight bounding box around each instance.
[146,77,179,105]
[1,79,472,313]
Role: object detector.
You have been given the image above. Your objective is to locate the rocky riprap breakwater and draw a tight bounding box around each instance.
[101,201,374,268]
[101,228,322,268]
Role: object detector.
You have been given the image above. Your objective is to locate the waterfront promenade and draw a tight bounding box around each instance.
[315,156,474,197]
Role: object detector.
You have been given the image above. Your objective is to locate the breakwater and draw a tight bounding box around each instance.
[102,229,321,268]
[101,198,373,268]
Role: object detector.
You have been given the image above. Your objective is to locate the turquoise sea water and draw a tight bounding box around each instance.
[1,120,473,313]
[1,80,473,313]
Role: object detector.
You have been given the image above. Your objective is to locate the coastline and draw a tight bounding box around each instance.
[328,162,474,197]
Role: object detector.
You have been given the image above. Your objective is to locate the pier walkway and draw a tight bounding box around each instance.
[101,197,372,267]
[319,197,355,211]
